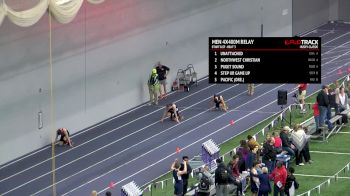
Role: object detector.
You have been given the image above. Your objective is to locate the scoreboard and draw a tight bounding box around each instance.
[209,37,321,83]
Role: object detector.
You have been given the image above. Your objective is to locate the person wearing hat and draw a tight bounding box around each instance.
[148,68,160,105]
[155,61,170,99]
[280,126,295,158]
[316,85,330,128]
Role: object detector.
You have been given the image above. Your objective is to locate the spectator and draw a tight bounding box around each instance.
[328,87,338,115]
[160,103,182,123]
[237,140,249,172]
[227,155,243,196]
[148,68,160,105]
[236,151,246,173]
[171,159,187,196]
[56,128,73,147]
[302,127,313,164]
[338,87,349,112]
[258,167,271,196]
[280,126,295,158]
[105,191,112,196]
[297,83,308,113]
[291,125,308,166]
[246,145,259,171]
[210,94,228,112]
[262,137,276,174]
[346,83,350,98]
[317,85,330,128]
[180,156,192,196]
[247,135,261,158]
[270,161,287,196]
[228,155,240,178]
[155,62,170,99]
[215,158,230,196]
[248,83,255,96]
[250,161,262,196]
[285,167,299,196]
[197,165,214,196]
[312,101,320,132]
[273,131,282,151]
[91,190,97,196]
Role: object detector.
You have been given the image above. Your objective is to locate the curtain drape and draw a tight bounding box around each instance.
[0,0,104,27]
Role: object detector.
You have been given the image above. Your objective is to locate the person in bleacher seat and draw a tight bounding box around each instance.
[280,126,296,158]
[227,155,244,196]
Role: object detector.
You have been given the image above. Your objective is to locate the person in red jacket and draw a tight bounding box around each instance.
[312,101,320,132]
[298,83,308,113]
[270,161,287,196]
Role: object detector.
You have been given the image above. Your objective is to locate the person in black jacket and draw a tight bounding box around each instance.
[180,156,192,196]
[280,126,295,158]
[317,85,330,128]
[215,159,230,196]
[262,137,276,174]
[285,167,298,196]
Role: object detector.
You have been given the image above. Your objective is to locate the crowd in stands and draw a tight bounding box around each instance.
[189,125,306,196]
[169,82,350,196]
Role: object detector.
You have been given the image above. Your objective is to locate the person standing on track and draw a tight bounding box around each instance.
[210,94,228,112]
[161,103,182,123]
[248,83,255,96]
[56,128,73,147]
[156,61,170,100]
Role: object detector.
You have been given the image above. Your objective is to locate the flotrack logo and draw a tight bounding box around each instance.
[284,39,319,48]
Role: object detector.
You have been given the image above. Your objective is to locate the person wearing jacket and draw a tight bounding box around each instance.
[270,161,287,196]
[262,137,276,174]
[258,167,272,196]
[215,158,231,196]
[280,126,295,158]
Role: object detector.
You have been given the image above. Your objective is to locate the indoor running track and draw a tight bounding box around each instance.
[1,22,350,196]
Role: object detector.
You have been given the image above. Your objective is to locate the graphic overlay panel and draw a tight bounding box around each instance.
[209,37,321,83]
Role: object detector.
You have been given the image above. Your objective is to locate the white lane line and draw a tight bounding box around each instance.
[338,132,350,134]
[30,83,269,196]
[0,77,209,170]
[4,83,246,195]
[294,174,350,179]
[59,84,286,196]
[0,83,218,182]
[310,151,350,155]
[322,32,350,46]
